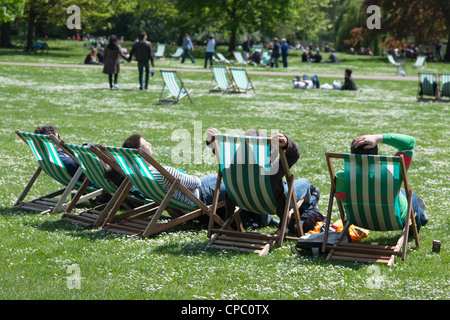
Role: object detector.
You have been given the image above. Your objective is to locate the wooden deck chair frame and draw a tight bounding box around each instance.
[171,47,183,59]
[155,43,166,59]
[232,50,248,65]
[417,72,438,102]
[439,73,450,103]
[158,70,194,104]
[229,67,255,94]
[14,130,102,214]
[321,151,420,266]
[412,55,426,69]
[59,142,158,229]
[207,134,304,256]
[209,66,238,93]
[92,145,225,238]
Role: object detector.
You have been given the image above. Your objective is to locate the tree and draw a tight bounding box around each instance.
[0,0,26,47]
[363,0,450,61]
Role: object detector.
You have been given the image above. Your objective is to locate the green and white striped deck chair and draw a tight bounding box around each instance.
[207,134,303,256]
[14,130,101,214]
[229,67,255,93]
[155,44,166,59]
[99,146,224,237]
[171,47,183,59]
[253,45,262,53]
[209,66,236,93]
[321,152,420,266]
[216,52,233,64]
[59,142,157,229]
[261,50,271,65]
[439,73,450,102]
[158,70,194,104]
[387,54,400,66]
[418,72,438,102]
[413,55,426,69]
[232,50,248,65]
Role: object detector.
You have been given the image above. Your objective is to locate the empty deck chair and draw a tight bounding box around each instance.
[439,73,450,102]
[261,51,271,65]
[95,146,224,237]
[158,70,194,104]
[216,52,233,64]
[209,66,236,93]
[207,134,304,256]
[14,130,101,214]
[387,54,400,66]
[232,50,248,65]
[60,142,157,228]
[171,47,183,59]
[417,72,438,102]
[155,44,166,59]
[321,152,420,266]
[229,67,255,93]
[412,56,426,69]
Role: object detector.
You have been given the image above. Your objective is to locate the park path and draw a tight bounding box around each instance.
[0,61,417,81]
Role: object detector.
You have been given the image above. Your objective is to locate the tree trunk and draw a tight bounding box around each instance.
[26,13,36,51]
[0,22,13,48]
[445,28,450,62]
[228,27,237,52]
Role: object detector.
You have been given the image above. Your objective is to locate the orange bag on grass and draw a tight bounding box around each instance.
[332,219,369,241]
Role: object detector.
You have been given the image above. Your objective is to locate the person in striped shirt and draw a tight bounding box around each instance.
[122,134,226,207]
[335,133,428,231]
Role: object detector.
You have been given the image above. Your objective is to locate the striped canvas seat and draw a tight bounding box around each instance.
[232,50,247,65]
[154,44,165,58]
[440,73,450,101]
[60,143,156,228]
[418,72,437,101]
[209,66,235,93]
[387,54,400,66]
[321,152,420,266]
[207,134,303,256]
[158,70,193,104]
[413,56,426,68]
[14,130,100,214]
[99,146,219,237]
[229,67,255,93]
[261,51,271,65]
[216,52,232,64]
[171,47,183,59]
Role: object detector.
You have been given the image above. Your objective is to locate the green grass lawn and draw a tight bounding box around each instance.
[0,40,449,301]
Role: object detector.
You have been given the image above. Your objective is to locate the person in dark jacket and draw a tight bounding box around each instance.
[128,32,155,90]
[281,38,289,67]
[341,69,358,91]
[271,37,280,68]
[103,35,128,90]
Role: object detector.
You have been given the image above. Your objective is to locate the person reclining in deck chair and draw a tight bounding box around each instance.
[122,133,226,207]
[335,133,428,232]
[205,128,321,232]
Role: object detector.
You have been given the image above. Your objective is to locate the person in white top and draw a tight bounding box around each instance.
[204,34,216,68]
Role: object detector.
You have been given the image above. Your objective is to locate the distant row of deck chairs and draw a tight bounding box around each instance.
[417,72,450,102]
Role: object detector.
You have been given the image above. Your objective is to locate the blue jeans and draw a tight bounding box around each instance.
[272,57,279,68]
[282,54,288,67]
[400,190,426,232]
[204,52,214,68]
[198,174,226,205]
[138,61,150,89]
[181,49,195,63]
[303,74,320,88]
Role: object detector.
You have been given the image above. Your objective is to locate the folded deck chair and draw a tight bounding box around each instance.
[209,66,236,93]
[207,134,304,256]
[155,44,166,59]
[216,52,233,64]
[171,47,183,59]
[439,73,450,102]
[321,152,420,266]
[14,130,102,214]
[94,146,224,237]
[229,67,255,93]
[412,56,426,69]
[387,54,400,66]
[417,72,438,102]
[60,142,157,228]
[232,50,248,65]
[158,70,194,104]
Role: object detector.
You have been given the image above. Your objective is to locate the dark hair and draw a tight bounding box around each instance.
[351,137,378,155]
[122,134,142,149]
[34,125,58,136]
[107,35,118,50]
[139,32,146,40]
[345,69,352,76]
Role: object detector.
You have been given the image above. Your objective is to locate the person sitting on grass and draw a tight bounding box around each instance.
[84,48,99,64]
[334,133,428,232]
[341,69,359,91]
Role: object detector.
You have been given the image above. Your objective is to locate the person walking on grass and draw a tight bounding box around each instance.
[204,34,215,68]
[128,31,155,90]
[103,35,128,90]
[181,33,195,64]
